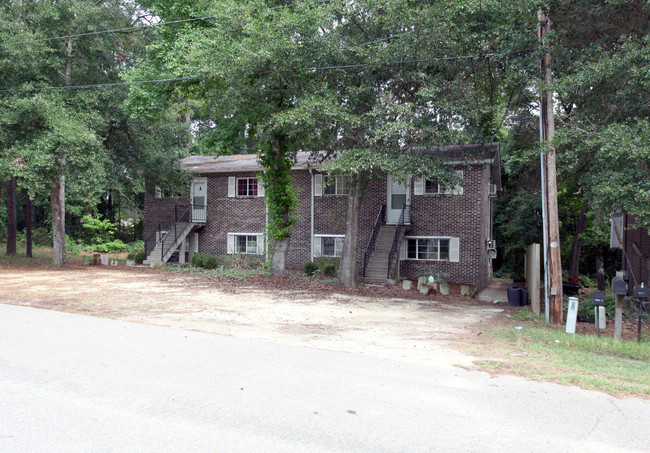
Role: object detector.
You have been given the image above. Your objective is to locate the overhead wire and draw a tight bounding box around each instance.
[4,15,220,46]
[0,49,539,93]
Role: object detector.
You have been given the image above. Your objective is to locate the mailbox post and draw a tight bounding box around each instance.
[612,274,629,340]
[635,283,648,343]
[592,290,606,338]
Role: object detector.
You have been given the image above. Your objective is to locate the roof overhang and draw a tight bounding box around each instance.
[181,143,501,188]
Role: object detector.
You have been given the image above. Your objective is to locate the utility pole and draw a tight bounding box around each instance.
[538,8,564,325]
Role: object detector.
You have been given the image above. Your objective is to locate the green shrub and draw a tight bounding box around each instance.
[192,253,206,268]
[202,254,219,269]
[304,261,319,276]
[91,239,127,253]
[125,240,145,255]
[81,215,117,245]
[127,248,146,264]
[191,253,218,269]
[65,235,82,255]
[322,262,337,276]
[32,227,50,246]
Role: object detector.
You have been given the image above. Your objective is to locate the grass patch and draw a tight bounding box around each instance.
[474,312,650,398]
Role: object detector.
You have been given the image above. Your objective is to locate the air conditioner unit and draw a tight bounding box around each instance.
[488,184,497,196]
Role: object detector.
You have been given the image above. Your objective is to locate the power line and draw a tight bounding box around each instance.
[4,2,300,47]
[1,49,532,93]
[4,15,219,46]
[0,76,201,93]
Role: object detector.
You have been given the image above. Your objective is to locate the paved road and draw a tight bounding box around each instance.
[1,304,649,452]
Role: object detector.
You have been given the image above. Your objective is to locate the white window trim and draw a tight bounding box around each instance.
[313,234,345,258]
[227,232,265,255]
[228,176,264,197]
[401,236,459,263]
[314,174,347,196]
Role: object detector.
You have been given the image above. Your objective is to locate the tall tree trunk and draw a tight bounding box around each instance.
[568,197,589,285]
[338,173,368,288]
[51,156,66,266]
[269,135,290,276]
[24,190,33,258]
[595,243,605,291]
[6,178,17,255]
[51,36,72,266]
[271,237,290,276]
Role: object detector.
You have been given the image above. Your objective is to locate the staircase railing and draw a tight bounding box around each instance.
[144,203,206,262]
[363,205,386,277]
[386,204,410,279]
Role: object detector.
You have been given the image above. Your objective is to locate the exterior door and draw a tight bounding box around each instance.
[191,178,207,222]
[387,175,410,224]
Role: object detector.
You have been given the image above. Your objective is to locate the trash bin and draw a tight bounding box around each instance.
[520,288,529,305]
[508,285,522,306]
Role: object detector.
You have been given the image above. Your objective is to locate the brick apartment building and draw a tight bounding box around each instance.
[143,143,501,291]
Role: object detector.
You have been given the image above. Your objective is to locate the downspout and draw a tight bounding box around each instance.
[309,168,314,261]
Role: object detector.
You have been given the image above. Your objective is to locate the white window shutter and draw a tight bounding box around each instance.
[257,179,265,197]
[228,177,235,197]
[414,177,424,196]
[449,237,460,263]
[314,174,323,197]
[227,234,235,254]
[313,236,322,257]
[155,186,162,199]
[400,239,407,260]
[257,234,265,255]
[194,232,199,253]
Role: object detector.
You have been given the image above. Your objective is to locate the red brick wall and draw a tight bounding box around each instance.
[145,164,495,289]
[399,164,491,287]
[198,172,266,255]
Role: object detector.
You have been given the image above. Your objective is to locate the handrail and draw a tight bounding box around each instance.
[144,203,207,262]
[363,205,386,277]
[387,204,410,279]
[144,204,181,259]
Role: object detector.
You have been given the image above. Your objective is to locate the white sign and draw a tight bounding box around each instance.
[566,297,579,334]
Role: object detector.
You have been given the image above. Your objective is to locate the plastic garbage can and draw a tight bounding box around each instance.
[520,288,529,305]
[508,285,522,306]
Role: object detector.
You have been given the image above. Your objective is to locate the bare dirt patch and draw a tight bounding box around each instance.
[0,263,503,365]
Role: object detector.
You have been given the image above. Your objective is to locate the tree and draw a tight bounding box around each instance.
[133,0,539,283]
[0,0,153,264]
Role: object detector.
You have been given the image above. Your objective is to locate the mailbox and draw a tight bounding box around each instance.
[612,276,628,296]
[592,290,606,306]
[635,283,649,299]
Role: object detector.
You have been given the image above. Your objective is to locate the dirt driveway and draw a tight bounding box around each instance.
[0,265,503,365]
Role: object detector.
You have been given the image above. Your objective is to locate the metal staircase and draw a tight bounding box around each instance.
[143,204,205,266]
[362,204,409,283]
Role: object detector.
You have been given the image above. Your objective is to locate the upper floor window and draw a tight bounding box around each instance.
[228,176,264,197]
[424,178,440,194]
[323,175,348,195]
[414,171,464,196]
[237,177,258,196]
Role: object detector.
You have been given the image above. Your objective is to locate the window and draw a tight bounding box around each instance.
[424,178,440,194]
[236,235,258,254]
[323,175,348,195]
[227,233,264,255]
[407,238,449,260]
[414,171,464,196]
[237,177,258,196]
[314,235,344,257]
